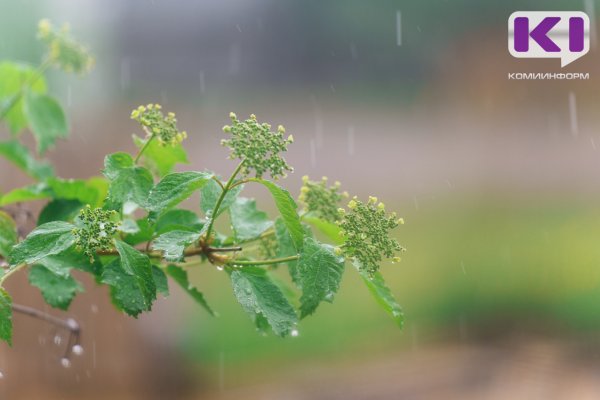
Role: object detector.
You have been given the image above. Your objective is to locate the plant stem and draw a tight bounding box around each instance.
[0,263,27,286]
[204,160,245,241]
[226,255,299,266]
[0,58,52,122]
[134,127,155,163]
[211,176,225,190]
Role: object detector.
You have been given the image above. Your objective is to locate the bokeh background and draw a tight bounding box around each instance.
[2,0,600,399]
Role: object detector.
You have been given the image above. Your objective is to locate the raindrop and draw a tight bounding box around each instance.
[54,335,62,346]
[72,345,84,356]
[120,57,130,90]
[347,125,355,156]
[568,91,578,137]
[228,43,241,75]
[396,11,402,46]
[60,358,71,368]
[199,71,206,93]
[0,371,4,379]
[460,260,466,274]
[309,139,317,168]
[67,85,72,108]
[349,42,358,60]
[584,0,597,50]
[290,328,299,337]
[216,266,224,271]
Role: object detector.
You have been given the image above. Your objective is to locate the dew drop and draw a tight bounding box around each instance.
[60,358,71,368]
[72,345,84,356]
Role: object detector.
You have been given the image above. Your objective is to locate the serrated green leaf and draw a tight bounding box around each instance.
[103,241,157,317]
[303,215,344,245]
[229,266,297,336]
[153,230,201,262]
[29,265,83,310]
[103,153,153,209]
[165,265,215,315]
[357,266,403,327]
[47,177,104,207]
[8,221,75,266]
[0,62,47,135]
[147,171,212,217]
[123,218,154,246]
[297,237,345,318]
[37,199,84,225]
[250,179,304,251]
[229,197,273,241]
[0,288,12,345]
[201,178,244,219]
[133,134,189,177]
[0,140,54,180]
[0,211,17,258]
[274,218,301,286]
[152,266,169,297]
[155,209,204,235]
[0,183,51,206]
[35,247,97,278]
[23,91,68,154]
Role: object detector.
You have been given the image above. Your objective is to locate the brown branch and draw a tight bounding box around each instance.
[12,303,82,363]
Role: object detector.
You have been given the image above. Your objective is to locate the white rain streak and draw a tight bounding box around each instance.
[396,11,402,46]
[310,138,317,168]
[67,85,72,108]
[235,24,242,33]
[228,43,241,75]
[584,0,597,50]
[591,136,597,150]
[347,125,355,156]
[120,58,130,90]
[199,71,206,93]
[568,92,579,137]
[349,42,358,60]
[413,195,419,210]
[461,260,466,274]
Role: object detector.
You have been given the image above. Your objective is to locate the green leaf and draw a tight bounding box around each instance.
[165,265,215,316]
[103,241,157,317]
[8,221,75,266]
[152,230,201,262]
[23,91,68,154]
[152,266,169,297]
[123,218,154,246]
[229,197,273,241]
[29,265,83,310]
[133,134,189,177]
[303,215,344,245]
[0,288,12,345]
[274,218,301,286]
[229,266,298,336]
[38,199,84,225]
[47,177,105,207]
[36,247,94,278]
[0,211,17,258]
[0,62,47,135]
[297,237,345,318]
[155,209,204,235]
[0,183,51,206]
[103,153,154,209]
[0,140,54,180]
[250,179,304,251]
[201,178,244,218]
[147,171,212,217]
[358,269,404,327]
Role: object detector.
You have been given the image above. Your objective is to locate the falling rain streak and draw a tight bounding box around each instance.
[568,92,578,137]
[347,125,355,156]
[396,11,402,46]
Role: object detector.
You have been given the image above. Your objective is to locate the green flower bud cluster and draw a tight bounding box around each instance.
[131,104,187,146]
[299,176,348,222]
[37,19,94,74]
[221,113,294,179]
[73,206,118,260]
[337,196,405,277]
